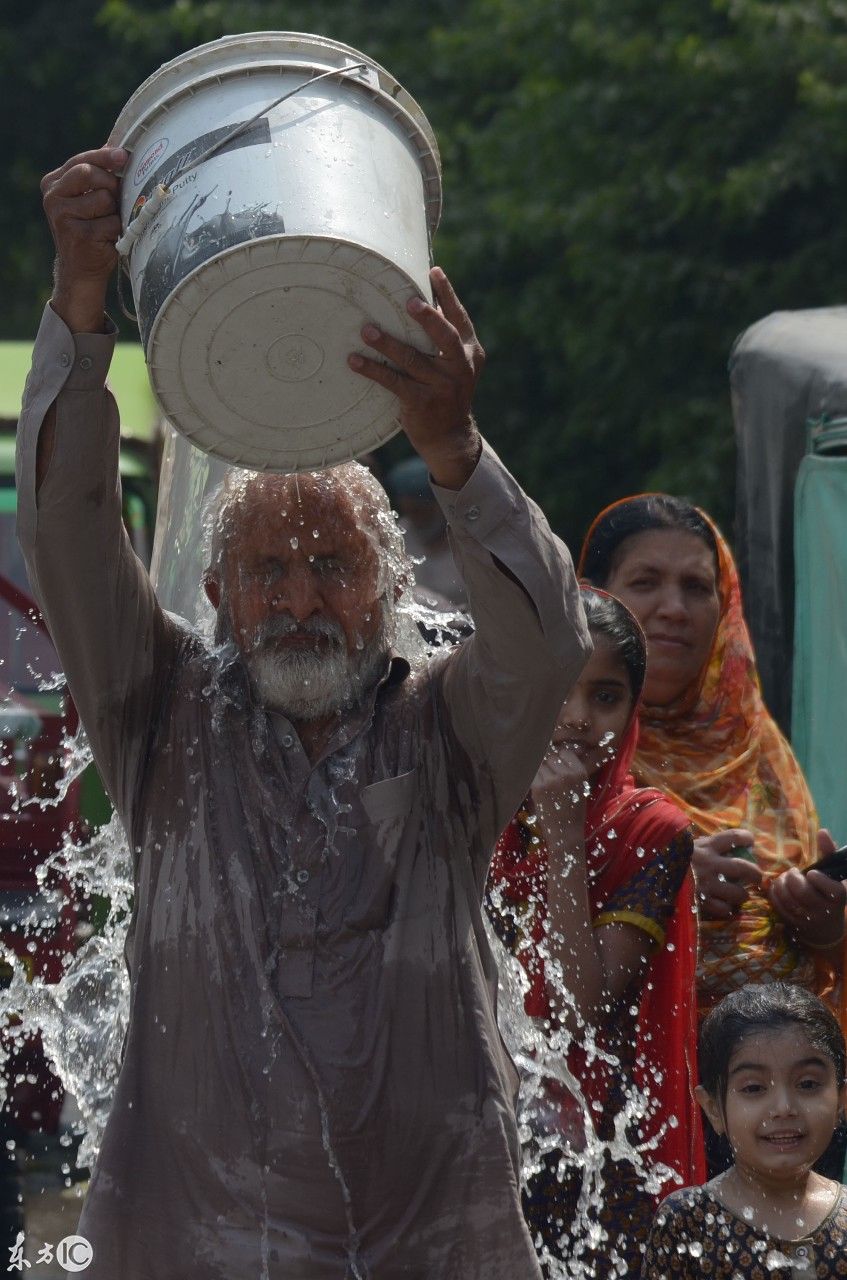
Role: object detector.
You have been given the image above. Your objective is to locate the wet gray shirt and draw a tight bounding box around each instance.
[17,304,590,1280]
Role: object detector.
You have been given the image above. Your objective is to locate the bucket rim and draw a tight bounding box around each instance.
[108,31,441,229]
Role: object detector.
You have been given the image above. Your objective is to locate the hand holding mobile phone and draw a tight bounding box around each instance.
[728,845,758,864]
[806,845,847,881]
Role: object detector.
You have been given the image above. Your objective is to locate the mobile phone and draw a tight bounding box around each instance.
[728,845,758,864]
[807,846,847,881]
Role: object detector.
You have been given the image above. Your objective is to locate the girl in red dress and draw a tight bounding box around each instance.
[487,587,705,1277]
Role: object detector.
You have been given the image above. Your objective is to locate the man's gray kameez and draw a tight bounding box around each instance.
[17,304,590,1279]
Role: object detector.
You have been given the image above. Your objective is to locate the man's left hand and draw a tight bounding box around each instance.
[349,266,484,490]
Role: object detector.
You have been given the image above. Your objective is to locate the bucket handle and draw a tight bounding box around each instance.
[117,261,138,325]
[178,61,370,181]
[115,182,171,258]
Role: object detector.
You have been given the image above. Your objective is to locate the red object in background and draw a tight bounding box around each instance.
[0,574,81,1135]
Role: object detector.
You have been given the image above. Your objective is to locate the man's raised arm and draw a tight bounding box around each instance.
[351,268,592,863]
[16,147,176,827]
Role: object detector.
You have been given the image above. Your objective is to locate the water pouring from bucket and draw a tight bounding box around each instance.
[108,33,443,473]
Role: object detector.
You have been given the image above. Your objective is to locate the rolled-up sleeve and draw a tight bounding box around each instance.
[433,440,591,867]
[16,304,176,829]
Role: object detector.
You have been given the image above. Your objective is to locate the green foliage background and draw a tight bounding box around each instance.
[4,0,847,543]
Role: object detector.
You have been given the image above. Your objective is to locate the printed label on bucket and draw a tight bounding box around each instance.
[136,193,287,351]
[130,118,278,350]
[133,138,170,187]
[134,118,271,209]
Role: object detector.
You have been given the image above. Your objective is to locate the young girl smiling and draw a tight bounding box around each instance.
[642,983,847,1277]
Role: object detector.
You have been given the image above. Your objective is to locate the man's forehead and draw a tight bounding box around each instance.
[226,471,379,548]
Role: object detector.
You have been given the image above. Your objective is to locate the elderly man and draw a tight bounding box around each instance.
[18,146,590,1279]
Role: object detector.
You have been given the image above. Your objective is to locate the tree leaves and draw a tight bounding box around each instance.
[5,0,847,540]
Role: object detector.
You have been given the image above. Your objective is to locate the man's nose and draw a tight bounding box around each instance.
[272,561,321,621]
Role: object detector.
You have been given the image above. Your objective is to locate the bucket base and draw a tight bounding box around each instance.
[146,234,433,472]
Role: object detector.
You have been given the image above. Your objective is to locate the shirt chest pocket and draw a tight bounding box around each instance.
[345,769,418,930]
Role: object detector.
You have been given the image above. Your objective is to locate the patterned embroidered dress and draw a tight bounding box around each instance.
[641,1184,847,1279]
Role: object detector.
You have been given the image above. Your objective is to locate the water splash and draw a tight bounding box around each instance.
[21,725,97,811]
[485,870,681,1278]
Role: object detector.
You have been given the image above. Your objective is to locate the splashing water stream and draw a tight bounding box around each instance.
[484,879,679,1278]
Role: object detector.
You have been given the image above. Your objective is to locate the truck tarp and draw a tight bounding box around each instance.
[730,306,847,734]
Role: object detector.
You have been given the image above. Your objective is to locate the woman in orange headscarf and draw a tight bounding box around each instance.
[578,495,847,1044]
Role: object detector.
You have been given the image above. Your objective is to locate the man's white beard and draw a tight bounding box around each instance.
[243,609,392,722]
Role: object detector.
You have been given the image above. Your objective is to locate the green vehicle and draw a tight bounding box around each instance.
[0,337,158,836]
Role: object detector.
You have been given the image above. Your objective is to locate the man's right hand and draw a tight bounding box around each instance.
[41,146,127,333]
[693,828,762,920]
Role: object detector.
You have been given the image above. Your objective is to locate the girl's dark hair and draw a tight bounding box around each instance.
[580,586,646,700]
[581,494,719,587]
[699,982,847,1103]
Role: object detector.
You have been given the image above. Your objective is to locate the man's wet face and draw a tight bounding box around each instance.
[223,476,383,654]
[207,474,391,720]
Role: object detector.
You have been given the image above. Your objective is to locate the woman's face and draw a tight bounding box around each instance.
[603,528,720,707]
[551,636,634,779]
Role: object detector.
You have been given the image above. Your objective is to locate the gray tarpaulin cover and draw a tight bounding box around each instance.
[730,306,847,733]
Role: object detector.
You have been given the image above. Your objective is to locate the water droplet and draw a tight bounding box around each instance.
[766,1250,796,1271]
[290,537,299,550]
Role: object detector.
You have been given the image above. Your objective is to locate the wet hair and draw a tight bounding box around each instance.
[580,586,646,700]
[581,494,719,587]
[699,983,847,1104]
[202,461,409,594]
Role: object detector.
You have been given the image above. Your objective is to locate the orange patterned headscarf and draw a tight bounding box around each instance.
[579,497,841,1020]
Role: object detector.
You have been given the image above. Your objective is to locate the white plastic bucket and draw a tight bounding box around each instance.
[108,32,442,472]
